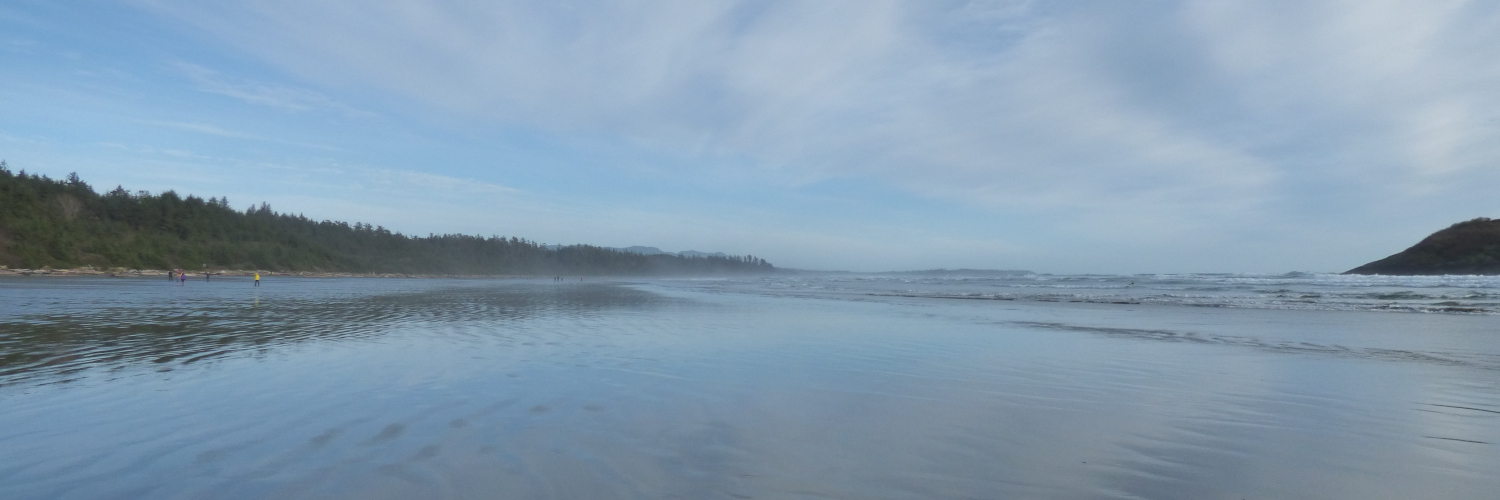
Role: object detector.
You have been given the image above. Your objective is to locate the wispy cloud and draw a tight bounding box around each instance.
[122,0,1500,270]
[172,61,373,117]
[135,118,346,152]
[363,169,518,197]
[139,119,264,140]
[3,38,38,54]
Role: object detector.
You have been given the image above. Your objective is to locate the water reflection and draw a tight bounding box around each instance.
[0,281,676,387]
[1,278,1497,499]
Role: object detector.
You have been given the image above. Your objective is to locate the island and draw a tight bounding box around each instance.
[1345,217,1500,275]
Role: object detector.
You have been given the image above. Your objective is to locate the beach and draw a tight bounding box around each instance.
[0,267,544,279]
[1,274,1497,499]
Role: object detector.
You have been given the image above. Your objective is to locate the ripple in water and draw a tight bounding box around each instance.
[1,276,1497,499]
[0,280,679,387]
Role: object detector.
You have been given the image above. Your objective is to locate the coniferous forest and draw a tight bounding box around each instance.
[0,163,775,275]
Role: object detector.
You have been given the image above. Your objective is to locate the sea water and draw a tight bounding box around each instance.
[1,274,1497,499]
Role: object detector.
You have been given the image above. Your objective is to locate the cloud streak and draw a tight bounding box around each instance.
[116,0,1500,270]
[173,61,373,117]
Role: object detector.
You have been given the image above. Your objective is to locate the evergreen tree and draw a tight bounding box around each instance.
[0,165,776,275]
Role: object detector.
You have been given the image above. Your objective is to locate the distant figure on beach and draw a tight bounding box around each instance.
[254,272,261,287]
[206,272,210,282]
[168,270,174,281]
[179,272,186,286]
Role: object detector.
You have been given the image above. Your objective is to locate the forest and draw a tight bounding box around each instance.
[0,162,775,275]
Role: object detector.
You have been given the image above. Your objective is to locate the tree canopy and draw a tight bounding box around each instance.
[0,162,774,275]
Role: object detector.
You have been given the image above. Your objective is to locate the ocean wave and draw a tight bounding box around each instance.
[723,273,1500,315]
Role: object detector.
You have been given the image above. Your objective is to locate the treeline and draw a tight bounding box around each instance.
[0,163,775,275]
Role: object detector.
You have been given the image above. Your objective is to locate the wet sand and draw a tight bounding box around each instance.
[0,267,548,278]
[1,277,1496,499]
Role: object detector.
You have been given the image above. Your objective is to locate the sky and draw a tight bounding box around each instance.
[2,0,1498,273]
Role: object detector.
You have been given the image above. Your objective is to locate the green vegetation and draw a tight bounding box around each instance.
[1345,217,1500,275]
[0,162,774,275]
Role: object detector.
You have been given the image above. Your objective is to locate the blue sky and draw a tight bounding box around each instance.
[3,1,1498,273]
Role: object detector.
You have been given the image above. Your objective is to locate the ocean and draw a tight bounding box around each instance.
[2,273,1497,499]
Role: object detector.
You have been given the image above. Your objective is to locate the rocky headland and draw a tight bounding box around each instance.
[1345,218,1500,275]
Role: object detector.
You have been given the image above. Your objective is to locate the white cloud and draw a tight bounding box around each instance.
[173,61,373,117]
[363,169,517,197]
[1182,0,1500,181]
[128,0,1500,270]
[139,119,263,140]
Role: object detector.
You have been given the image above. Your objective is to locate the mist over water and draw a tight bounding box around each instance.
[2,275,1497,499]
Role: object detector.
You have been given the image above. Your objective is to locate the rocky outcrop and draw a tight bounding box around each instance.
[1346,218,1500,275]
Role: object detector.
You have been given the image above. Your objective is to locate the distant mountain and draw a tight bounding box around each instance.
[1345,218,1500,275]
[677,250,729,258]
[613,246,670,255]
[611,246,729,258]
[881,269,1033,276]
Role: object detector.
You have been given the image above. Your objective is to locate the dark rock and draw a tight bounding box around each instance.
[1346,218,1500,275]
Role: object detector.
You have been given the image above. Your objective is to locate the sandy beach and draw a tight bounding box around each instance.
[0,267,543,279]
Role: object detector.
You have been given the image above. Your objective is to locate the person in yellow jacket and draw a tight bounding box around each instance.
[254,272,261,287]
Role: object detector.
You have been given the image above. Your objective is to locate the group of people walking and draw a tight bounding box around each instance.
[166,269,260,286]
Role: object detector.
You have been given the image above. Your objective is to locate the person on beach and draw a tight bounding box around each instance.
[179,271,186,286]
[168,269,174,281]
[254,272,260,287]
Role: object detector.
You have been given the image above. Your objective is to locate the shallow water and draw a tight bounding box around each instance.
[1,275,1497,499]
[734,272,1500,314]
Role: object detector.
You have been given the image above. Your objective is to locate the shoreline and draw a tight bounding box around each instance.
[0,267,548,279]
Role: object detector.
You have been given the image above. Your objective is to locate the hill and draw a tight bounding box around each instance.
[0,163,774,275]
[879,269,1033,277]
[1345,218,1500,275]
